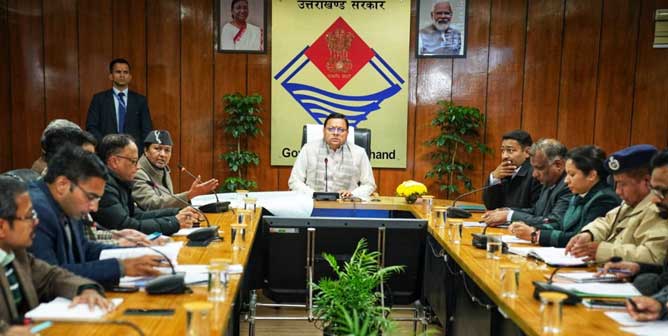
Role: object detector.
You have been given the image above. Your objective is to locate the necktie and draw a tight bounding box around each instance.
[117,92,126,133]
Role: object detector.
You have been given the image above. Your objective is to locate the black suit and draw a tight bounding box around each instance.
[482,160,542,210]
[85,89,153,143]
[510,173,572,226]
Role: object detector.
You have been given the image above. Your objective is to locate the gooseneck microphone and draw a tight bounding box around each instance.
[177,163,226,213]
[144,179,211,228]
[87,216,186,295]
[448,180,503,218]
[324,158,329,192]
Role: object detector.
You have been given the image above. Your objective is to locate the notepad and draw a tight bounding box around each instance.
[25,297,123,321]
[507,247,587,267]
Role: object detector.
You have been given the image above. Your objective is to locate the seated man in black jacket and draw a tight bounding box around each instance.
[92,134,198,235]
[482,138,572,227]
[482,129,541,210]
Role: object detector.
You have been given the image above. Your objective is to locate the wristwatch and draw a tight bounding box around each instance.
[530,228,539,244]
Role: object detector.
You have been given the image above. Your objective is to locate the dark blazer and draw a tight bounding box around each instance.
[482,160,542,210]
[0,249,100,327]
[92,172,181,235]
[85,89,153,143]
[537,180,620,247]
[510,173,572,226]
[28,180,121,288]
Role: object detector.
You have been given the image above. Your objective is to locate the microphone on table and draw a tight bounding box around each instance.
[87,216,187,295]
[324,158,329,192]
[177,163,227,213]
[447,180,503,218]
[145,179,220,247]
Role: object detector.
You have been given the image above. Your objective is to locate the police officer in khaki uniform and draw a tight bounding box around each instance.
[566,144,668,265]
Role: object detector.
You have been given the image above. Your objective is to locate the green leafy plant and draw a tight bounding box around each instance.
[220,93,262,192]
[312,239,404,335]
[426,101,490,198]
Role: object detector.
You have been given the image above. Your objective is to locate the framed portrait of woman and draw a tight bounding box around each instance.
[217,0,267,53]
[416,0,467,58]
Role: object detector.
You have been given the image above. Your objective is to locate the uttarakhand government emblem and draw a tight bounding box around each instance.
[274,17,404,127]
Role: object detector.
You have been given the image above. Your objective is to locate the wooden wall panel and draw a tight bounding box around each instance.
[113,0,147,95]
[78,0,112,127]
[147,0,182,190]
[247,53,278,190]
[593,0,639,154]
[521,0,563,140]
[214,54,247,187]
[556,0,602,148]
[631,0,668,147]
[0,0,10,171]
[414,58,452,195]
[374,0,418,196]
[482,0,527,189]
[43,0,79,124]
[451,0,491,200]
[8,0,45,168]
[180,0,214,188]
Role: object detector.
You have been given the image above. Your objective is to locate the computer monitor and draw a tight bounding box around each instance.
[262,215,427,305]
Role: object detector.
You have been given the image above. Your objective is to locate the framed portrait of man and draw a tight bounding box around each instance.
[416,0,467,58]
[216,0,267,53]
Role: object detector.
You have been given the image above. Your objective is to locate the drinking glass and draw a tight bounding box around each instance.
[540,292,568,334]
[184,301,213,336]
[486,234,502,260]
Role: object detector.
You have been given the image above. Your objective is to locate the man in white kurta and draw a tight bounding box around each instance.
[288,114,376,199]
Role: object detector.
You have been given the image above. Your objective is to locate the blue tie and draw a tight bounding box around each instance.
[117,92,126,133]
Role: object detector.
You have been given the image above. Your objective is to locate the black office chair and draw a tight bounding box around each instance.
[301,125,372,159]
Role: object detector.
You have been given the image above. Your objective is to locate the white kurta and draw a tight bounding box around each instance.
[221,22,262,51]
[288,141,376,198]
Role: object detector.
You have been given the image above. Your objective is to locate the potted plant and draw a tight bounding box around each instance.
[425,100,490,198]
[312,239,404,335]
[220,93,263,192]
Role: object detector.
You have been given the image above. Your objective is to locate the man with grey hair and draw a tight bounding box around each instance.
[418,1,462,55]
[483,139,572,229]
[31,119,82,173]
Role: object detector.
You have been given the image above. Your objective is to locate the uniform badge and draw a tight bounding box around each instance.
[154,130,162,145]
[608,157,620,171]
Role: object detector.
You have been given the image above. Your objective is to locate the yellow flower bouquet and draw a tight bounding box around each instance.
[396,180,428,204]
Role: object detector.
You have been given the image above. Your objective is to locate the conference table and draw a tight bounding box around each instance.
[41,197,632,335]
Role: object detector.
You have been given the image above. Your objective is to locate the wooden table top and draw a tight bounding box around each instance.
[43,208,261,336]
[42,197,631,335]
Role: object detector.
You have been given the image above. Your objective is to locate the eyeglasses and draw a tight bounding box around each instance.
[114,155,139,165]
[72,182,102,204]
[325,127,347,134]
[11,209,38,223]
[650,186,668,201]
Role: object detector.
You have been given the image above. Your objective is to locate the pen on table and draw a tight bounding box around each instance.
[627,298,640,311]
[30,321,53,333]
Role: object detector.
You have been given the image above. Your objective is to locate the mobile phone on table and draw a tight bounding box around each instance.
[146,232,161,240]
[124,308,175,316]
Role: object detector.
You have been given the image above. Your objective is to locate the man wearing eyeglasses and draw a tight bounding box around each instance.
[93,134,199,235]
[566,144,668,265]
[0,176,112,333]
[27,146,166,288]
[288,113,376,199]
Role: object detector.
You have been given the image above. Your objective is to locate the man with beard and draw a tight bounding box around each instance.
[595,149,668,321]
[565,145,668,265]
[418,1,462,55]
[133,130,218,210]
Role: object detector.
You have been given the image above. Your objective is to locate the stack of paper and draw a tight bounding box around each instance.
[501,235,531,244]
[507,247,587,267]
[606,311,668,335]
[25,297,123,321]
[552,283,640,298]
[99,242,183,264]
[555,271,619,283]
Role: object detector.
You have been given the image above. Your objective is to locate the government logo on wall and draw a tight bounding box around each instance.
[271,0,410,168]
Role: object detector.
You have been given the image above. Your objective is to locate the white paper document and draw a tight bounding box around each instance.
[554,271,618,283]
[463,221,487,228]
[606,311,668,335]
[192,191,314,217]
[172,228,203,237]
[507,247,587,266]
[25,297,123,321]
[553,283,640,298]
[99,242,183,263]
[119,264,244,287]
[501,235,531,244]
